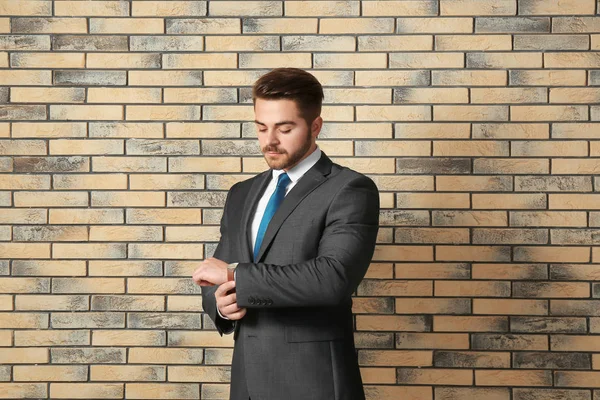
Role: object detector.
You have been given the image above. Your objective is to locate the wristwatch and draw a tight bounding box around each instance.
[227,262,238,281]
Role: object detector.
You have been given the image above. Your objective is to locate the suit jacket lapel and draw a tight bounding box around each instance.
[255,152,333,262]
[239,169,271,262]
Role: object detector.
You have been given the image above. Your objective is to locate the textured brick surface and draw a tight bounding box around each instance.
[0,0,598,398]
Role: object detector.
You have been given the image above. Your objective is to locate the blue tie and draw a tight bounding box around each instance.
[254,172,291,261]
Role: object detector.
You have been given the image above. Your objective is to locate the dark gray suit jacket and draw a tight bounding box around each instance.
[202,151,380,400]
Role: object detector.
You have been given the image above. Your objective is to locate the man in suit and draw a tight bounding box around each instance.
[193,68,380,400]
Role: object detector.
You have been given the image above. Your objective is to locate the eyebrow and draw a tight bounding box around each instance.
[254,120,297,127]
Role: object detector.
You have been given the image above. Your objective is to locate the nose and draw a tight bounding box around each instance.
[265,129,279,146]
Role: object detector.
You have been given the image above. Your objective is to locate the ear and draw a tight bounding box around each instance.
[311,116,323,139]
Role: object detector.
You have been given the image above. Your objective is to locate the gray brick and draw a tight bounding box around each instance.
[0,261,8,275]
[0,35,50,50]
[126,139,200,155]
[201,139,260,156]
[13,226,87,242]
[54,70,126,86]
[51,312,125,329]
[475,17,550,33]
[167,191,227,207]
[396,157,471,174]
[473,228,548,244]
[379,210,430,226]
[551,229,600,245]
[130,36,204,51]
[52,35,128,51]
[514,352,591,369]
[514,35,589,50]
[166,18,240,34]
[0,158,13,172]
[514,389,591,400]
[128,313,202,329]
[13,156,89,173]
[553,17,600,33]
[51,347,126,364]
[515,176,592,192]
[434,351,509,368]
[0,105,46,120]
[0,87,8,103]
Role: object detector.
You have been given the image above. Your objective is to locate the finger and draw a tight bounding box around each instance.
[228,308,247,320]
[220,303,242,315]
[215,280,236,297]
[198,280,214,286]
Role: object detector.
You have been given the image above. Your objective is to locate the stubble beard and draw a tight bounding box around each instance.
[262,130,313,170]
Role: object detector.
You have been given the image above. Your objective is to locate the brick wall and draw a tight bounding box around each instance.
[0,0,599,399]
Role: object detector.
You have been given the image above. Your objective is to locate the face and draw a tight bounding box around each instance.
[254,98,322,171]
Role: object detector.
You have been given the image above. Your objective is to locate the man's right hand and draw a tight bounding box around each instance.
[215,280,247,321]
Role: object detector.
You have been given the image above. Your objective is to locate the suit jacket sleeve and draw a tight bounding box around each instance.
[201,186,236,336]
[235,174,380,308]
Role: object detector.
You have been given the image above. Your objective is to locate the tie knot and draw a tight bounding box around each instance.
[276,172,291,188]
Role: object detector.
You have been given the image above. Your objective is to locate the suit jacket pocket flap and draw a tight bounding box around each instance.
[285,323,345,342]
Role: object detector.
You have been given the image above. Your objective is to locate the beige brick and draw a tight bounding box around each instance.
[0,123,7,137]
[511,211,587,227]
[395,88,468,104]
[395,123,469,139]
[167,122,238,138]
[205,35,278,51]
[88,260,160,277]
[0,295,11,311]
[0,348,48,364]
[468,52,542,68]
[12,122,85,138]
[16,294,88,310]
[91,365,165,382]
[209,0,279,16]
[510,70,586,86]
[203,105,254,121]
[550,194,600,210]
[91,191,164,207]
[551,88,600,104]
[390,52,464,69]
[440,0,516,15]
[474,158,548,174]
[53,244,126,259]
[127,209,202,225]
[169,157,240,172]
[320,123,392,139]
[126,105,200,121]
[432,70,507,86]
[361,367,396,384]
[129,71,202,86]
[243,17,316,33]
[396,193,469,209]
[0,330,11,345]
[473,123,548,139]
[356,315,431,331]
[92,156,166,172]
[0,383,47,399]
[92,295,164,311]
[359,35,432,51]
[14,365,87,382]
[239,52,311,69]
[50,105,123,121]
[90,18,164,34]
[0,70,51,85]
[372,245,434,262]
[477,370,551,387]
[0,243,49,258]
[89,226,163,242]
[165,226,220,242]
[320,18,394,33]
[0,1,52,15]
[329,158,395,174]
[11,87,84,104]
[436,106,508,121]
[357,106,431,121]
[356,140,430,156]
[473,299,547,315]
[397,17,472,32]
[129,348,203,364]
[471,88,547,104]
[125,383,199,399]
[87,53,160,69]
[164,88,236,104]
[168,366,230,383]
[515,246,590,263]
[512,140,587,156]
[0,174,50,189]
[520,0,595,15]
[129,244,204,260]
[0,312,48,329]
[0,139,46,155]
[511,106,587,122]
[0,18,7,33]
[315,53,387,69]
[285,1,358,16]
[545,52,600,68]
[369,175,434,191]
[436,246,511,262]
[52,174,126,191]
[434,141,508,156]
[11,52,84,68]
[167,295,204,312]
[132,1,206,16]
[50,383,123,399]
[55,1,129,16]
[88,88,161,104]
[92,330,165,346]
[15,330,89,346]
[436,35,511,50]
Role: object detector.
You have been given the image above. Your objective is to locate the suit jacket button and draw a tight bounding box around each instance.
[266,299,273,306]
[248,297,255,305]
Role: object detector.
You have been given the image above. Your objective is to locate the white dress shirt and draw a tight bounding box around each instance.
[217,146,322,321]
[250,146,322,252]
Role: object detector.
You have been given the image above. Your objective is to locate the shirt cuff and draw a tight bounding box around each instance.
[217,304,230,320]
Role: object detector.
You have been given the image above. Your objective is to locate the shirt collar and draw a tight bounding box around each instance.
[272,146,322,183]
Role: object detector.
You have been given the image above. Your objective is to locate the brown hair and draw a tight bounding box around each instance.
[252,68,324,125]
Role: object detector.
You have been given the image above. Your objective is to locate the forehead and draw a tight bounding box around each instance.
[254,98,303,123]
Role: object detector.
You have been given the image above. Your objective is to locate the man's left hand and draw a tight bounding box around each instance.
[192,257,228,286]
